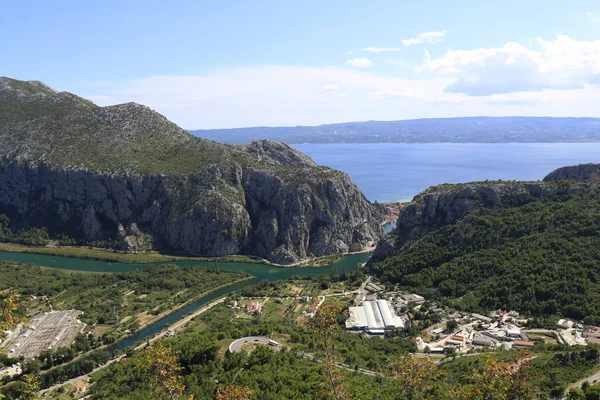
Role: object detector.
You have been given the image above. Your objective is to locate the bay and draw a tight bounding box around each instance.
[295,143,600,203]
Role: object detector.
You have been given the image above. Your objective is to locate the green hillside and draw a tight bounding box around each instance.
[371,184,600,323]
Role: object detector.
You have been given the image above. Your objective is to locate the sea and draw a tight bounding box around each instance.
[294,143,600,203]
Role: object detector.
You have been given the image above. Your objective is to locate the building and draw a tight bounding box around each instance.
[472,336,495,347]
[505,328,522,339]
[244,301,261,314]
[401,294,425,305]
[346,300,404,333]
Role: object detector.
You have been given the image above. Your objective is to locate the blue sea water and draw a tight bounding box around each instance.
[294,143,600,203]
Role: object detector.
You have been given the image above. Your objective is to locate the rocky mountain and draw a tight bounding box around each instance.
[372,164,600,261]
[543,163,600,183]
[0,77,383,264]
[369,164,600,322]
[191,116,600,144]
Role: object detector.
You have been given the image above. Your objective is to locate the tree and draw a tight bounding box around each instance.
[214,386,252,400]
[1,290,24,337]
[452,351,533,400]
[306,302,352,400]
[16,374,39,400]
[135,341,193,400]
[391,354,443,400]
[446,319,459,332]
[443,347,457,358]
[566,387,585,400]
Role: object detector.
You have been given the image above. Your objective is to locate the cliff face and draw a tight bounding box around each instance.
[0,77,382,264]
[372,164,600,261]
[543,163,600,182]
[393,182,545,249]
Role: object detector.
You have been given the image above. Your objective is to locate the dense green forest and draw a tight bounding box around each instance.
[0,261,250,328]
[372,186,600,323]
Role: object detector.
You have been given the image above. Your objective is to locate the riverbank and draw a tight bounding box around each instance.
[0,243,266,265]
[0,242,373,269]
[264,245,376,268]
[136,276,255,331]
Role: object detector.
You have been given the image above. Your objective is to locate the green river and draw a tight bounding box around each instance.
[0,251,372,351]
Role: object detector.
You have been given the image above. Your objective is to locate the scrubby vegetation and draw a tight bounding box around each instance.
[84,300,600,399]
[372,186,600,323]
[0,261,250,329]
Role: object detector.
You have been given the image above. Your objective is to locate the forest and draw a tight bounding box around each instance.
[371,187,600,324]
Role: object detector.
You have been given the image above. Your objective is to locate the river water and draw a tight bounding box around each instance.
[0,251,371,351]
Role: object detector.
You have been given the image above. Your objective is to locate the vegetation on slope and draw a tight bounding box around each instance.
[85,298,600,399]
[372,185,600,323]
[0,76,342,179]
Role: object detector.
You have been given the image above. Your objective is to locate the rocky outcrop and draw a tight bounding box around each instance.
[543,163,600,182]
[0,77,383,264]
[117,223,153,252]
[0,160,380,264]
[393,182,547,249]
[373,163,600,260]
[242,140,316,167]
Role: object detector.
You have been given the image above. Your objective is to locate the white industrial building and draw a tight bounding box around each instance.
[346,300,404,334]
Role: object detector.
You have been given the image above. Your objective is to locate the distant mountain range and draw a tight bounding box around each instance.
[191,117,600,144]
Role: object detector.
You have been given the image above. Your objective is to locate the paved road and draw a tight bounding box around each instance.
[228,337,276,353]
[569,370,600,389]
[39,297,227,396]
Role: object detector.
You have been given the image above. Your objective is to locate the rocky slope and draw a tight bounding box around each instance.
[543,163,600,182]
[0,77,383,264]
[372,164,600,261]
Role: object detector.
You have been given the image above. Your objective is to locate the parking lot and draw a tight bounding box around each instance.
[2,310,83,358]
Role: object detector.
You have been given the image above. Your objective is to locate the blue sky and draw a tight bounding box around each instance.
[2,0,600,128]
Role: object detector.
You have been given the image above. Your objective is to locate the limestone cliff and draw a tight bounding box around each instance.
[372,164,600,261]
[0,77,382,264]
[543,163,600,183]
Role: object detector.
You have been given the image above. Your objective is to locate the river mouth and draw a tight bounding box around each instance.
[0,250,372,352]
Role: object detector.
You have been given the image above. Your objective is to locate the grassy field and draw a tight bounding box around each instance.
[0,243,266,265]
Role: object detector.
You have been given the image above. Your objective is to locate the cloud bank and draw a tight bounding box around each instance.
[84,36,600,128]
[419,35,600,96]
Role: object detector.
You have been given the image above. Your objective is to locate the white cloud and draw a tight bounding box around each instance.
[402,30,448,46]
[345,58,372,68]
[361,47,402,52]
[586,11,600,23]
[85,63,600,128]
[418,35,600,96]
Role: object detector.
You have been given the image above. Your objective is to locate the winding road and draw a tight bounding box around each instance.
[228,336,278,353]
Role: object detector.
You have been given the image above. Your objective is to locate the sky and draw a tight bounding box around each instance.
[2,0,600,129]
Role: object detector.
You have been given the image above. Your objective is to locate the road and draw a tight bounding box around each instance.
[38,297,227,396]
[229,336,277,353]
[38,354,125,396]
[135,297,226,350]
[569,370,600,390]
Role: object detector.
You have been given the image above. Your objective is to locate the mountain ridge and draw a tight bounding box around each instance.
[370,163,600,322]
[0,77,383,264]
[191,116,600,144]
